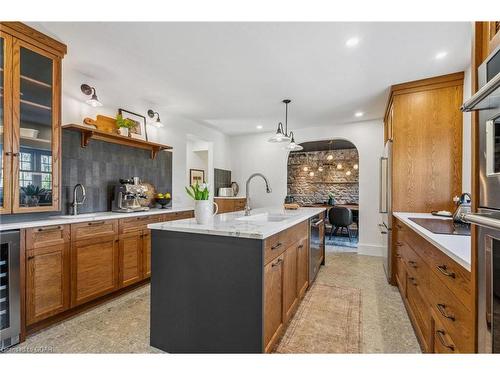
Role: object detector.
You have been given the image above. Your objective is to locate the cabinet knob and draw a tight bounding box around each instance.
[436,265,455,278]
[436,330,455,351]
[272,258,283,268]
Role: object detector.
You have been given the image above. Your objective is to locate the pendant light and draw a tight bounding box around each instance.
[326,140,334,161]
[269,99,295,144]
[285,131,303,151]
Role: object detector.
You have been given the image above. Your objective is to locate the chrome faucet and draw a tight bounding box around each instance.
[72,184,86,215]
[244,173,272,216]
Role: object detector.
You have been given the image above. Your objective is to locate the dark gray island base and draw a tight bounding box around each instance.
[150,230,264,353]
[148,208,325,353]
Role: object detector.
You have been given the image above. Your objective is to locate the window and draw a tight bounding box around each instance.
[19,149,52,189]
[19,151,34,187]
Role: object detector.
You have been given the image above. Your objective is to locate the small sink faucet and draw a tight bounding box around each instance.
[245,173,272,216]
[72,184,86,215]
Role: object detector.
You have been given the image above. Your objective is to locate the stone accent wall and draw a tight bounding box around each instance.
[287,149,359,206]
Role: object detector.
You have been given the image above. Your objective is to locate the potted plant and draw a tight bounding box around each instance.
[116,114,136,136]
[21,184,47,207]
[328,192,335,206]
[185,183,219,224]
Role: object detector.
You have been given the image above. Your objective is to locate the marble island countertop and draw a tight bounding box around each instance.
[393,212,471,271]
[0,206,194,231]
[148,206,326,239]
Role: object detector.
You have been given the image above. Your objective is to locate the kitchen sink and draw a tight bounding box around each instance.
[236,213,292,222]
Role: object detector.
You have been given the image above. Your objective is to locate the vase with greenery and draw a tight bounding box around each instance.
[185,183,218,224]
[116,114,136,136]
[328,192,335,206]
[21,184,47,207]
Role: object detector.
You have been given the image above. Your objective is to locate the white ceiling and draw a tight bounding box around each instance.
[29,22,471,135]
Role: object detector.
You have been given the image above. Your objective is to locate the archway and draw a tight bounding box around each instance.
[287,139,360,250]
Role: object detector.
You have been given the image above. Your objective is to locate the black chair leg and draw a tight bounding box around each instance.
[329,225,334,240]
[347,227,352,242]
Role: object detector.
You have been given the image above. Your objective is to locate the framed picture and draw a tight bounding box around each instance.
[118,108,148,141]
[190,169,205,186]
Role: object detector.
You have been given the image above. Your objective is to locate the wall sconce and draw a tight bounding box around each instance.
[303,166,309,172]
[318,166,324,172]
[336,163,343,170]
[326,154,334,161]
[353,164,359,170]
[309,171,315,177]
[147,109,164,128]
[346,170,352,176]
[80,84,102,107]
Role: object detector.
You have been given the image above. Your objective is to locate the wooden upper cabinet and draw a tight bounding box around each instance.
[0,22,66,214]
[388,72,464,213]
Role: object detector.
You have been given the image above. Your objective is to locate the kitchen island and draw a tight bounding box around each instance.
[147,207,326,353]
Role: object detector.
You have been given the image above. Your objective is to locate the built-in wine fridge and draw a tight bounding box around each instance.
[0,230,20,351]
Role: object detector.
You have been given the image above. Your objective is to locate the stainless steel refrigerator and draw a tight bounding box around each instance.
[379,139,393,282]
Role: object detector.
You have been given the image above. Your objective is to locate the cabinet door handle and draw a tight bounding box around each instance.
[408,260,417,268]
[298,244,304,249]
[6,152,19,157]
[37,225,62,232]
[436,265,455,278]
[436,303,455,321]
[396,224,403,229]
[27,255,34,260]
[395,253,401,258]
[272,258,283,268]
[436,330,455,351]
[88,221,105,226]
[396,241,404,247]
[271,242,282,250]
[408,276,418,286]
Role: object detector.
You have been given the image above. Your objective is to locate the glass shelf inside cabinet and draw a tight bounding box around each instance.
[18,46,54,208]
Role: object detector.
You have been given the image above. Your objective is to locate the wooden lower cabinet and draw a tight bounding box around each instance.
[214,198,247,214]
[393,217,474,353]
[26,243,70,325]
[296,238,309,298]
[142,230,151,278]
[283,244,298,323]
[119,231,143,287]
[264,254,284,352]
[71,235,119,307]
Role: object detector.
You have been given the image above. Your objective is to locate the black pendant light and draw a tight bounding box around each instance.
[269,99,296,144]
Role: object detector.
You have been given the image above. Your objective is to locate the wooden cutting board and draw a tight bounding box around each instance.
[83,115,117,134]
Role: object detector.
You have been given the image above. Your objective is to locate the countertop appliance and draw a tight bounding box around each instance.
[309,214,325,283]
[379,139,393,282]
[1,230,21,351]
[218,187,234,197]
[461,43,500,353]
[112,177,150,213]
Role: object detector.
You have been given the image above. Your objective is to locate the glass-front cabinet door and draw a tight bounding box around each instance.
[11,40,60,213]
[0,32,13,214]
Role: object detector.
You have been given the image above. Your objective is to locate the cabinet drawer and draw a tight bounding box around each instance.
[71,219,118,241]
[26,225,70,249]
[264,221,308,265]
[427,249,472,309]
[433,311,459,353]
[160,210,194,222]
[406,272,431,351]
[119,215,159,234]
[233,199,246,211]
[428,272,473,352]
[402,241,429,293]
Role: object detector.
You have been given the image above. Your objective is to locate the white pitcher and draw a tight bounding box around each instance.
[194,200,219,224]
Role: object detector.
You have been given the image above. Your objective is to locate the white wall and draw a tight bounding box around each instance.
[230,120,385,256]
[61,71,231,209]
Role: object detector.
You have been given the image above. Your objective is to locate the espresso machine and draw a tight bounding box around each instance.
[112,177,150,213]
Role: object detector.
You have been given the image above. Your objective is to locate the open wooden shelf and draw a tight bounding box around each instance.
[63,124,172,159]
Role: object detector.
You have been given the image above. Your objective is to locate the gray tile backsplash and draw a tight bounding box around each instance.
[214,168,231,196]
[1,129,172,223]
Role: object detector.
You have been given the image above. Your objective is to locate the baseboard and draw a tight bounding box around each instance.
[357,243,384,257]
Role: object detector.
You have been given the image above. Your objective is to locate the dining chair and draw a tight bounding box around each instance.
[328,206,354,241]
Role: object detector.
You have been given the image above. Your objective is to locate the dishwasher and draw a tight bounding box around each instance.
[0,230,21,351]
[309,214,325,284]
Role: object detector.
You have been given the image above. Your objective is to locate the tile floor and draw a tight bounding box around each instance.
[8,251,420,354]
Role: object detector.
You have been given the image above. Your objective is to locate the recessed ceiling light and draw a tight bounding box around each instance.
[345,37,360,47]
[435,51,447,60]
[355,112,364,117]
[256,125,263,129]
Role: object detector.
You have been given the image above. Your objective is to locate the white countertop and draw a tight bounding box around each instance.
[214,196,246,200]
[393,212,471,271]
[0,206,194,231]
[148,206,326,239]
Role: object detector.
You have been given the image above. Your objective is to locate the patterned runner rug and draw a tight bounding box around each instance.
[275,283,362,353]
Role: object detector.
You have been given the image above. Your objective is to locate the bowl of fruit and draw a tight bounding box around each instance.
[155,192,172,209]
